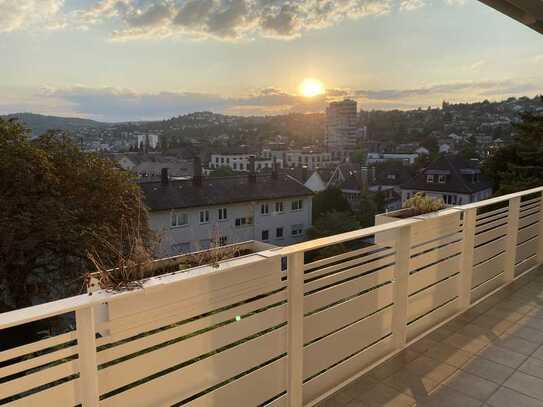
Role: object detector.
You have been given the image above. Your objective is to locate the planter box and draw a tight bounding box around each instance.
[375,208,462,246]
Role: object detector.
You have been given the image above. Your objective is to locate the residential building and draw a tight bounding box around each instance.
[208,153,283,172]
[325,99,365,157]
[108,153,193,180]
[367,152,420,166]
[401,155,493,205]
[141,161,313,257]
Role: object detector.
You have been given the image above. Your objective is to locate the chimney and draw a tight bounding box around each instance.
[192,156,202,186]
[271,157,279,180]
[248,155,256,183]
[161,167,169,186]
[371,166,376,183]
[302,165,308,182]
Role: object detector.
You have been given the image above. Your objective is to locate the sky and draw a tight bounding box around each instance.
[0,0,542,122]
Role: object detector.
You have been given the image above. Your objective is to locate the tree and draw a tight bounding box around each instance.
[306,211,361,260]
[358,194,378,228]
[312,187,351,222]
[209,166,237,177]
[483,113,543,194]
[0,118,154,313]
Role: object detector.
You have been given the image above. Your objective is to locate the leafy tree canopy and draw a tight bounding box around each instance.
[0,118,153,312]
[312,187,351,222]
[483,113,543,194]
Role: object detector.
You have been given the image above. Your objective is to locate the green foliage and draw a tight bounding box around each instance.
[0,118,153,310]
[209,166,237,177]
[306,211,361,240]
[484,113,543,194]
[403,192,445,214]
[306,211,361,260]
[358,195,378,228]
[312,187,351,222]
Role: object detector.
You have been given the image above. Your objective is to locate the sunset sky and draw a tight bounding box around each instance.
[0,0,542,121]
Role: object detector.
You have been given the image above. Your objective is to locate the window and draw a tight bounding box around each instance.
[240,163,244,170]
[261,203,269,215]
[426,175,434,183]
[235,217,253,227]
[215,157,219,163]
[171,212,188,227]
[172,242,191,253]
[199,210,209,224]
[438,175,446,184]
[275,201,284,213]
[291,224,303,237]
[233,163,237,170]
[219,236,227,246]
[218,207,228,220]
[221,157,224,163]
[291,199,303,211]
[261,230,269,241]
[276,227,284,239]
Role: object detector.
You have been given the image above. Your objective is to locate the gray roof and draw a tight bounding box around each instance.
[401,156,493,194]
[140,174,313,211]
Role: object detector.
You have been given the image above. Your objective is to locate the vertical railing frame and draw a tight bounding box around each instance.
[538,191,543,265]
[504,197,521,283]
[76,306,100,407]
[459,208,477,309]
[391,225,411,350]
[287,251,305,407]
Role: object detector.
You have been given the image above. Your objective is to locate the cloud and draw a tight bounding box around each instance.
[399,0,425,12]
[3,0,393,41]
[4,78,538,121]
[37,85,330,120]
[468,60,486,71]
[353,79,538,100]
[0,0,64,32]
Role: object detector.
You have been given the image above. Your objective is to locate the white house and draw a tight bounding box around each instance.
[367,152,420,166]
[141,164,313,257]
[400,156,493,205]
[209,153,283,172]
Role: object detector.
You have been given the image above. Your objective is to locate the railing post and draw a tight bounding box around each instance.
[504,197,521,283]
[392,225,411,350]
[459,208,477,309]
[538,192,543,265]
[287,252,304,407]
[76,306,100,407]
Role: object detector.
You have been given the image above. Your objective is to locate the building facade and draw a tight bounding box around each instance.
[325,99,365,154]
[141,168,313,257]
[208,153,283,172]
[400,156,493,205]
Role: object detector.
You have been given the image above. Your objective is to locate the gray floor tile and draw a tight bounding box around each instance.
[520,358,543,381]
[478,345,528,369]
[504,371,543,401]
[462,357,515,384]
[444,371,499,401]
[487,386,543,407]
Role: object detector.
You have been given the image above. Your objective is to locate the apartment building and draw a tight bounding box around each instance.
[141,162,313,257]
[208,153,283,172]
[325,99,366,157]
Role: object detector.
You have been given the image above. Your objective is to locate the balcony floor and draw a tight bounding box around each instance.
[318,267,543,407]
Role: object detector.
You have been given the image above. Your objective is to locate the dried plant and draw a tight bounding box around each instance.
[86,208,155,292]
[403,192,446,215]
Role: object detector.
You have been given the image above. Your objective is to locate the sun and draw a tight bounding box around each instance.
[299,78,324,97]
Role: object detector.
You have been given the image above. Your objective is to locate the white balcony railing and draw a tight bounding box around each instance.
[1,186,543,407]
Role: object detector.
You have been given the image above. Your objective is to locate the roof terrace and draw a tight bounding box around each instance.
[1,186,543,406]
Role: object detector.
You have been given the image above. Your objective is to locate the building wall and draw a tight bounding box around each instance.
[149,196,312,257]
[209,154,283,172]
[401,188,493,205]
[367,153,419,165]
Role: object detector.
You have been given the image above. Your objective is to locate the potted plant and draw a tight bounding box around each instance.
[375,193,461,245]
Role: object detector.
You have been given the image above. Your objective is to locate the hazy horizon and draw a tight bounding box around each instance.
[1,0,542,121]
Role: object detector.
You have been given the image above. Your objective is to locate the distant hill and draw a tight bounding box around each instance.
[2,113,108,137]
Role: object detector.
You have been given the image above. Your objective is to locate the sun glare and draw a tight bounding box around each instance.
[299,78,324,97]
